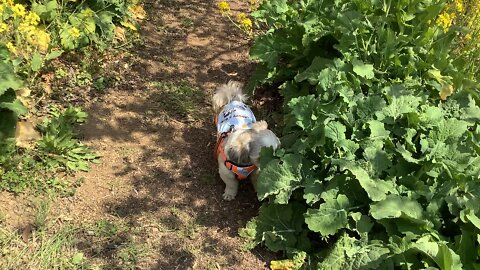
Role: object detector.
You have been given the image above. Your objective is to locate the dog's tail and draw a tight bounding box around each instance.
[212,81,247,112]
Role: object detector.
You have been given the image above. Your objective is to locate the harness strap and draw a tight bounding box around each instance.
[214,133,257,180]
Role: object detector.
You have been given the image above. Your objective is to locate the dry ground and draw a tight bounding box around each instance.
[0,0,279,269]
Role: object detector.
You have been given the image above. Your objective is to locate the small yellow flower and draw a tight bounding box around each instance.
[465,33,472,40]
[436,12,454,31]
[18,22,36,35]
[6,41,16,54]
[11,4,26,18]
[454,0,464,13]
[24,12,41,26]
[236,12,252,31]
[0,22,8,33]
[68,27,81,38]
[217,1,230,15]
[236,12,247,21]
[81,8,95,17]
[1,0,14,6]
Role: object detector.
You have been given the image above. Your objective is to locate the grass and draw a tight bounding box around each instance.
[149,80,207,121]
[0,197,149,270]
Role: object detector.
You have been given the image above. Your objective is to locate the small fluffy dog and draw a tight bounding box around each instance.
[212,81,280,200]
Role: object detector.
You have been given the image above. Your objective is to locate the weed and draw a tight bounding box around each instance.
[0,106,98,194]
[37,106,99,172]
[115,242,147,270]
[0,225,88,269]
[33,198,51,231]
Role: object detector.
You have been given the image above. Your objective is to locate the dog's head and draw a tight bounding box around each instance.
[223,121,280,167]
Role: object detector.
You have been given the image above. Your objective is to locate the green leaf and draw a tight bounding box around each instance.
[383,95,421,120]
[31,52,43,72]
[352,59,374,79]
[71,252,84,265]
[370,195,423,220]
[0,62,23,95]
[318,234,390,270]
[350,212,374,234]
[0,99,27,115]
[333,160,396,201]
[367,120,390,139]
[305,194,350,236]
[325,121,346,141]
[240,203,310,252]
[303,177,323,206]
[288,95,317,130]
[295,57,332,83]
[413,237,463,270]
[256,154,304,203]
[465,212,480,230]
[45,50,64,61]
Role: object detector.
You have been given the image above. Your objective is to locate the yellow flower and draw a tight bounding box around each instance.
[465,33,473,40]
[236,12,252,31]
[454,0,464,13]
[0,22,8,33]
[236,12,247,21]
[217,1,230,15]
[81,8,95,17]
[24,12,41,26]
[68,27,81,38]
[6,41,16,54]
[11,4,26,18]
[436,12,454,31]
[1,0,14,6]
[18,22,36,35]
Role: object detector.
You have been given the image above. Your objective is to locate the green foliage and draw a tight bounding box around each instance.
[243,0,480,268]
[0,106,97,194]
[0,51,25,141]
[37,106,98,172]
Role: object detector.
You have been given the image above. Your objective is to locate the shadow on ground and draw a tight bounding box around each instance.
[69,0,278,268]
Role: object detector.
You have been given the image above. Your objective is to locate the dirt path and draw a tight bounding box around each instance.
[49,0,274,268]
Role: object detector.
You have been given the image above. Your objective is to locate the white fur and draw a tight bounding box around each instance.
[213,81,280,201]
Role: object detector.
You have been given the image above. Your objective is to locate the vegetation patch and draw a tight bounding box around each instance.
[239,0,480,269]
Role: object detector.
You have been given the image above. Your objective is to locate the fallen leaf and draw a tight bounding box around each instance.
[440,84,454,100]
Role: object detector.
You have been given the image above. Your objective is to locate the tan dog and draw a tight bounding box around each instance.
[212,81,280,200]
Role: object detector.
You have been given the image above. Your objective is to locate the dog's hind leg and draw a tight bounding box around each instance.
[218,157,238,201]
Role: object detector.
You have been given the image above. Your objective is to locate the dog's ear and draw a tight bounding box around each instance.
[252,120,268,131]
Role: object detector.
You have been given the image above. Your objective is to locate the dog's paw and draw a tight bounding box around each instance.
[222,192,236,201]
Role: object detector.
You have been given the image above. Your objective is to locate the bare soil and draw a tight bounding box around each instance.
[1,0,278,269]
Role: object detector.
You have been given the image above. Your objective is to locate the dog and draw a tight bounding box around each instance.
[212,81,280,200]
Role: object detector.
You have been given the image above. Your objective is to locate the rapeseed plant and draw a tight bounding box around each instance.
[217,1,253,35]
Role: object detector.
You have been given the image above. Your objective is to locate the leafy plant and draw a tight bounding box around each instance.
[0,45,25,141]
[37,106,98,172]
[0,106,97,193]
[242,0,480,268]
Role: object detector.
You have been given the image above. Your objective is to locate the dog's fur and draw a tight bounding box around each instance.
[212,81,280,200]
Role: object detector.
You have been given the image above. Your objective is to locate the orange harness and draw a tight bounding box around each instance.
[214,123,257,180]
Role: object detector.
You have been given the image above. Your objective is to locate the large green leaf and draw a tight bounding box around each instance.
[370,195,423,221]
[239,202,310,252]
[318,234,390,270]
[304,194,350,236]
[0,62,23,95]
[333,160,396,201]
[256,154,305,203]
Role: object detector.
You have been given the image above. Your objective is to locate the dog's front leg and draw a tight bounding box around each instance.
[218,158,238,200]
